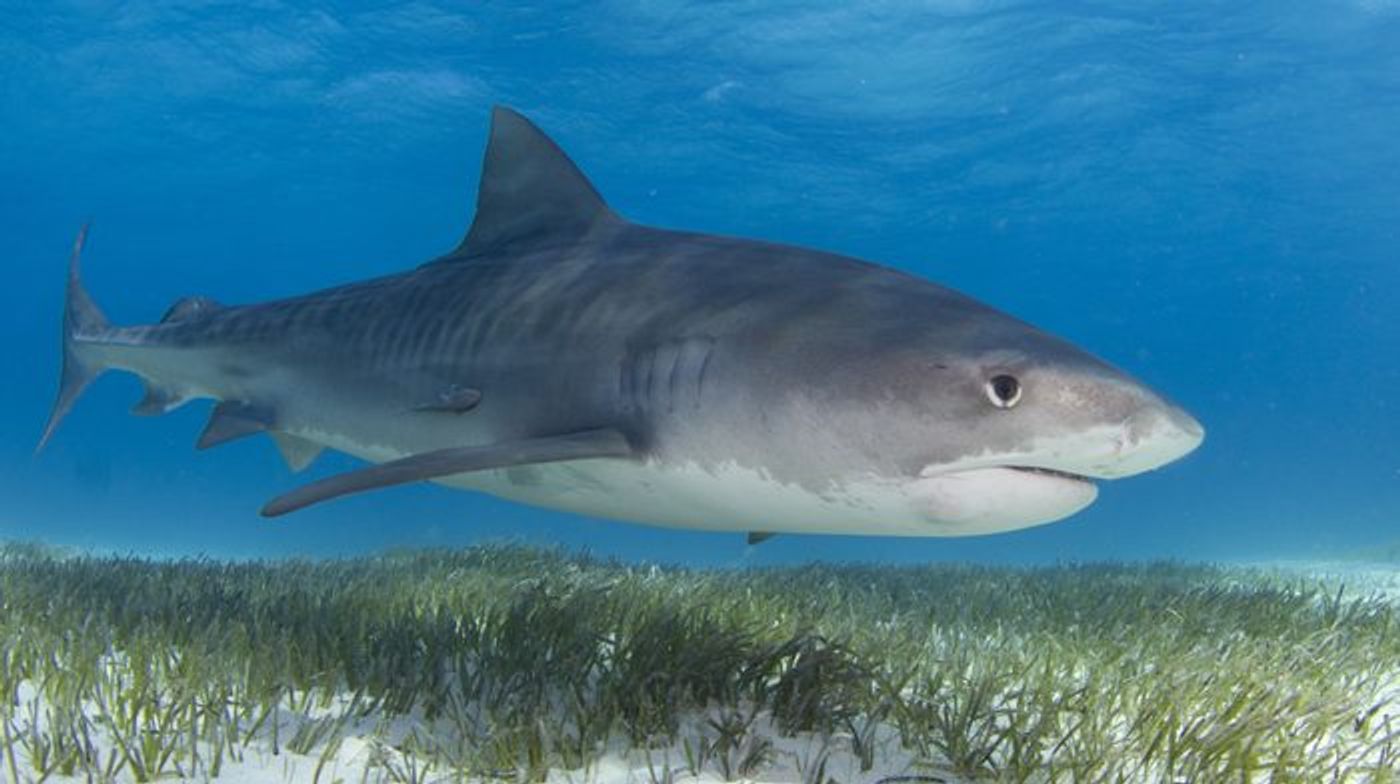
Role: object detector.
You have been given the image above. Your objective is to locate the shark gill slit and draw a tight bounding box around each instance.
[666,343,681,414]
[693,339,713,412]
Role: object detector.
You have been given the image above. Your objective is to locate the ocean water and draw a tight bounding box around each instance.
[1,1,1396,566]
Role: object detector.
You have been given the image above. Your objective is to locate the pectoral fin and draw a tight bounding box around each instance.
[260,428,633,517]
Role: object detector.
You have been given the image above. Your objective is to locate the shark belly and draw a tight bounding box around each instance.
[438,458,943,537]
[274,413,1094,537]
[280,416,925,534]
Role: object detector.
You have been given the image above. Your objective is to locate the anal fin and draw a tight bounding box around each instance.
[271,432,323,473]
[197,401,273,450]
[131,381,191,417]
[261,428,633,517]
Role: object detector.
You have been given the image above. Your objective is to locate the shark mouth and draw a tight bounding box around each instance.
[1006,466,1096,484]
[909,464,1101,535]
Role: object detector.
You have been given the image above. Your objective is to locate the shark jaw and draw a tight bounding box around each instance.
[909,466,1099,535]
[909,411,1205,535]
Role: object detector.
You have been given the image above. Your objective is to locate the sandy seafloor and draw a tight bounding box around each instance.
[23,708,927,784]
[17,557,1400,784]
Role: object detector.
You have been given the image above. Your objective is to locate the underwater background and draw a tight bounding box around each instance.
[1,0,1396,565]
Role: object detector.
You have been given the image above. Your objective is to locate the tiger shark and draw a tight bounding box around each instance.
[38,106,1203,539]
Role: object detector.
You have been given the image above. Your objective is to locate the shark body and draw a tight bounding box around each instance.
[40,107,1203,538]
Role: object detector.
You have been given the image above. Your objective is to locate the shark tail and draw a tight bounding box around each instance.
[37,223,112,453]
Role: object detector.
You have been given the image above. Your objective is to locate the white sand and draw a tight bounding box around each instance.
[26,692,931,784]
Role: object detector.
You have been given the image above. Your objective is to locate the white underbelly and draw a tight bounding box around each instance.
[289,429,1070,537]
[439,458,942,536]
[289,424,936,535]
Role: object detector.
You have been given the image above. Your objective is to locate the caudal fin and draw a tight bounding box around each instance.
[37,223,111,453]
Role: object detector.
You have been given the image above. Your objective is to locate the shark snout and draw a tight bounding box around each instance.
[1095,400,1204,478]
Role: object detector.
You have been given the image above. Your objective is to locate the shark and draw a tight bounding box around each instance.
[38,106,1203,539]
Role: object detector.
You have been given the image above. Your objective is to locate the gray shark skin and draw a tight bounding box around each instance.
[39,107,1204,537]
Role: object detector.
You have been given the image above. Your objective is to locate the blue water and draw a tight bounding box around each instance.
[2,1,1396,565]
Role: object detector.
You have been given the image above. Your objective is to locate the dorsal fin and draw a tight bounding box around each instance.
[454,106,617,258]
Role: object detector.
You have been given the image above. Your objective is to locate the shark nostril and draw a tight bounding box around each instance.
[1112,418,1146,454]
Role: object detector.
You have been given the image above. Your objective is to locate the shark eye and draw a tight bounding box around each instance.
[986,374,1022,409]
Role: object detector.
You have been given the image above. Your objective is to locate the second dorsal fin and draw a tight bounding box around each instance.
[160,295,222,323]
[454,106,617,258]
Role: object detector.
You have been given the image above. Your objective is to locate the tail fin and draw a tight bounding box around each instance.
[36,223,111,453]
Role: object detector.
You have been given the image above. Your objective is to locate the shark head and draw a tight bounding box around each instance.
[898,332,1204,534]
[714,267,1206,536]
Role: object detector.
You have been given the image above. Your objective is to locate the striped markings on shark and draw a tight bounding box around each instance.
[37,107,1204,539]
